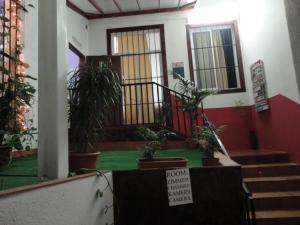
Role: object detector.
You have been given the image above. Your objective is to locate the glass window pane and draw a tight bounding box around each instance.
[189,24,241,91]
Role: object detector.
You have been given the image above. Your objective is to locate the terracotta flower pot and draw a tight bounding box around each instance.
[202,157,220,167]
[69,152,100,172]
[11,149,38,158]
[137,157,188,169]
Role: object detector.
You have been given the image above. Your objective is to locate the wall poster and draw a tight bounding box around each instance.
[250,60,269,112]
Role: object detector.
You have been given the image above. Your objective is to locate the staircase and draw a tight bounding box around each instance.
[231,150,300,225]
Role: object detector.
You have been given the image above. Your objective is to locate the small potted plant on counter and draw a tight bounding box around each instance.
[68,56,121,172]
[136,126,187,169]
[198,124,226,166]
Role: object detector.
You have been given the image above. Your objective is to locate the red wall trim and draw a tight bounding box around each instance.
[198,95,300,162]
[251,94,300,163]
[169,93,300,163]
[204,106,253,151]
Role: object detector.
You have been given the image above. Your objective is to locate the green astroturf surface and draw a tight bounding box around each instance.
[0,148,205,190]
[97,149,205,170]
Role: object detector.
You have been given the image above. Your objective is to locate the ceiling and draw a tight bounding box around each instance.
[67,0,197,19]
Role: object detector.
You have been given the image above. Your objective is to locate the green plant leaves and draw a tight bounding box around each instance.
[68,57,121,153]
[0,2,37,151]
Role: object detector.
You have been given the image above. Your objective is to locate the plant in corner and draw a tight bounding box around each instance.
[135,126,187,169]
[68,56,121,172]
[0,2,37,168]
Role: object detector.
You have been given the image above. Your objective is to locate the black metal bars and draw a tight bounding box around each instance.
[119,81,190,137]
[69,81,192,138]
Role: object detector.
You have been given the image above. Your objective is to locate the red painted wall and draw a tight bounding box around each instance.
[201,95,300,163]
[170,94,253,151]
[171,93,300,163]
[204,106,253,151]
[251,94,300,163]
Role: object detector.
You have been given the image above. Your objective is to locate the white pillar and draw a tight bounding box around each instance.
[38,0,69,179]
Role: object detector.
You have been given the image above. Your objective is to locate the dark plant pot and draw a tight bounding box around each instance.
[137,157,188,169]
[185,140,198,149]
[0,145,12,168]
[69,152,100,172]
[202,157,220,167]
[12,149,38,158]
[160,140,186,149]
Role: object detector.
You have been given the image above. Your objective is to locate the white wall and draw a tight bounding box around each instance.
[23,0,300,143]
[67,8,89,55]
[238,0,300,104]
[0,173,114,225]
[284,0,300,96]
[22,4,89,149]
[88,12,190,89]
[189,0,239,24]
[24,0,38,149]
[88,11,250,108]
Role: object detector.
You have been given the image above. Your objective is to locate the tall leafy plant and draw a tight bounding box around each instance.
[0,1,37,151]
[68,57,121,153]
[175,74,211,138]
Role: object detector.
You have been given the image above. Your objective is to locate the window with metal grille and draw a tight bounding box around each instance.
[187,22,245,93]
[108,25,167,86]
[107,25,168,125]
[1,0,23,84]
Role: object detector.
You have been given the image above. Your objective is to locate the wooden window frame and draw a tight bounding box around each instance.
[186,21,246,94]
[106,24,169,87]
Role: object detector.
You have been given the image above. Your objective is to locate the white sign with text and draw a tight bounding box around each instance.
[166,168,193,206]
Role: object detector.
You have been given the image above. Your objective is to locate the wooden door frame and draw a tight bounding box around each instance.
[106,24,169,87]
[69,43,86,66]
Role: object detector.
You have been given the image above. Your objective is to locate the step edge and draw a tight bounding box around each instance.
[242,163,299,168]
[254,193,300,198]
[244,175,300,182]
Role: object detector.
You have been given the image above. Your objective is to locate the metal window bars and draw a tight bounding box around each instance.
[1,0,22,90]
[109,28,166,125]
[189,24,242,92]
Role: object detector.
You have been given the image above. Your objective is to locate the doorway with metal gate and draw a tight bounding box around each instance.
[107,24,168,126]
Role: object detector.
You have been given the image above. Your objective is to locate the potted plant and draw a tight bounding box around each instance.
[135,126,187,169]
[0,3,37,168]
[198,124,226,166]
[174,74,211,148]
[68,56,121,172]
